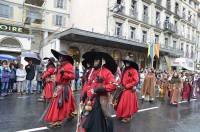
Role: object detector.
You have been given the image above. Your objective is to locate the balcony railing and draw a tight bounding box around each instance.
[182,13,186,19]
[161,44,184,56]
[166,2,171,11]
[143,15,149,24]
[129,8,138,19]
[164,21,175,32]
[25,0,44,7]
[175,9,181,17]
[156,20,160,28]
[156,0,162,5]
[24,9,43,24]
[113,4,125,15]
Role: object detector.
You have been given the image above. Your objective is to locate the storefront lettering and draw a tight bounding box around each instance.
[0,24,23,33]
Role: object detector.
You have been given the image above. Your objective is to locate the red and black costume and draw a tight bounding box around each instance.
[44,49,76,124]
[116,67,139,119]
[116,58,139,120]
[41,58,55,100]
[80,51,117,132]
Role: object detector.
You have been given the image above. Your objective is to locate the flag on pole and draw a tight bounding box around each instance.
[154,43,160,58]
[147,43,150,57]
[150,43,154,59]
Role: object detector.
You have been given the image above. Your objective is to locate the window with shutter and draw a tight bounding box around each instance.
[56,0,64,8]
[0,4,10,18]
[55,15,63,26]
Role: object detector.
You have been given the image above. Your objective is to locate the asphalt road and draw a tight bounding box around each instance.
[0,92,200,132]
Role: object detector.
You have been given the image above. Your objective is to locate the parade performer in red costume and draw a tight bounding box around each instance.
[182,78,192,101]
[79,51,117,132]
[44,49,76,127]
[116,56,139,122]
[41,57,56,101]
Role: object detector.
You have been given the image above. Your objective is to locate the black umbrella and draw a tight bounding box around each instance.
[24,57,41,65]
[21,51,41,65]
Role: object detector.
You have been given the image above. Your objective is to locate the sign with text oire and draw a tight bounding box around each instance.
[0,24,23,33]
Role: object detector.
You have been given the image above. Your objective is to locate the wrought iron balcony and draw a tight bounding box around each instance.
[143,15,149,24]
[163,21,175,33]
[182,13,186,19]
[156,20,161,28]
[166,2,171,11]
[129,8,138,19]
[24,9,43,24]
[175,9,181,17]
[112,4,125,15]
[160,44,184,56]
[25,0,44,7]
[156,0,162,5]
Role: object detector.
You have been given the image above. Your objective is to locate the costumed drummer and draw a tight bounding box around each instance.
[41,57,56,101]
[115,56,139,123]
[44,49,76,127]
[80,51,117,132]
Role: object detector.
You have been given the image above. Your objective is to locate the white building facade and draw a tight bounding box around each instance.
[1,0,200,70]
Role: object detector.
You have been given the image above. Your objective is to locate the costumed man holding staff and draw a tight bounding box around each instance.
[44,49,76,127]
[168,72,181,106]
[115,56,139,123]
[79,51,117,132]
[141,68,156,103]
[41,57,56,101]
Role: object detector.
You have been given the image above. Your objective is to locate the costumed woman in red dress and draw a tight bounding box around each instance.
[116,56,139,123]
[79,51,117,132]
[44,49,76,127]
[182,77,192,101]
[41,57,56,101]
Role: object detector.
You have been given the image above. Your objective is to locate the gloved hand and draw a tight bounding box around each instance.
[60,69,65,76]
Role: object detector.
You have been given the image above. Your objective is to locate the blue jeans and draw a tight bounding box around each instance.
[1,82,9,95]
[36,81,43,93]
[26,80,32,94]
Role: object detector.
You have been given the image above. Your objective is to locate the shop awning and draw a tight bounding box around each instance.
[172,57,194,71]
[49,28,183,56]
[0,54,16,60]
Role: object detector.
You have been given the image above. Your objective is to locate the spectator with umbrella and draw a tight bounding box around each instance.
[22,51,41,94]
[25,60,36,94]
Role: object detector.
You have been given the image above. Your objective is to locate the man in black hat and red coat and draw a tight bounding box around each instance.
[115,56,139,122]
[79,51,117,132]
[41,57,56,101]
[44,49,76,127]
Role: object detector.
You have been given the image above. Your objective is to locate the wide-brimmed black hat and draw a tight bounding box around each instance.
[51,49,74,65]
[82,58,94,69]
[123,56,139,71]
[43,57,55,63]
[82,51,117,74]
[43,57,56,67]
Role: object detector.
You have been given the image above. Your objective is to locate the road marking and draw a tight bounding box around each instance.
[16,127,48,132]
[178,99,197,104]
[111,106,159,117]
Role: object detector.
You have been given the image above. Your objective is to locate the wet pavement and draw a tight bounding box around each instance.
[0,92,200,132]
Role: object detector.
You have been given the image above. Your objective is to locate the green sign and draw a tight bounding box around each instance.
[0,24,24,33]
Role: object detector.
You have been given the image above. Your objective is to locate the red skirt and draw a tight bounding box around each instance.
[44,85,76,123]
[182,85,192,100]
[44,82,54,99]
[116,90,138,118]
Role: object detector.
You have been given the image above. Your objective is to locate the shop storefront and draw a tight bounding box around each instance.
[0,24,32,65]
[41,28,149,69]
